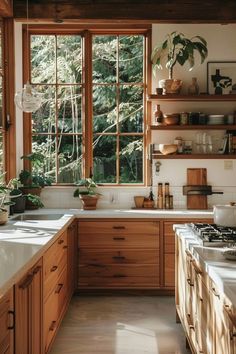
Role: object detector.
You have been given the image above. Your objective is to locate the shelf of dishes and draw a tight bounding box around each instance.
[153,110,236,126]
[152,132,236,157]
[147,94,236,101]
[150,124,236,130]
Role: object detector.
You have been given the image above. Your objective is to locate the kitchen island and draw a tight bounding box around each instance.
[175,224,236,354]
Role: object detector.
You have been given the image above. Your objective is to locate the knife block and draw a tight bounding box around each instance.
[186,168,208,209]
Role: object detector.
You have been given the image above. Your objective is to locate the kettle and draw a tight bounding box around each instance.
[213,203,236,227]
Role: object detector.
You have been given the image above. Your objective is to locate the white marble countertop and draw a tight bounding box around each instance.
[0,208,213,298]
[175,225,236,307]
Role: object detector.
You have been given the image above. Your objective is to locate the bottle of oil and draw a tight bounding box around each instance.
[154,104,163,125]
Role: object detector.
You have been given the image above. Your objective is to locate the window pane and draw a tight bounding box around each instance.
[93,135,116,183]
[31,35,56,84]
[0,75,2,128]
[93,85,117,133]
[119,35,144,83]
[58,135,83,183]
[119,86,143,133]
[32,135,56,182]
[32,86,56,133]
[58,85,82,133]
[0,133,4,175]
[92,35,116,83]
[57,35,82,84]
[119,136,143,183]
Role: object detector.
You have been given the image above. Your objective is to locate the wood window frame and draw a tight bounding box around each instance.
[0,18,16,181]
[22,23,152,186]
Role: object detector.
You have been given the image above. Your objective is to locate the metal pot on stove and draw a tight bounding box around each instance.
[213,203,236,227]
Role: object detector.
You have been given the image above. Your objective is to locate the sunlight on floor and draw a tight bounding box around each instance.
[115,322,158,354]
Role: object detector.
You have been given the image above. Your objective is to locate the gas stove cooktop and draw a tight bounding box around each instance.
[187,223,236,247]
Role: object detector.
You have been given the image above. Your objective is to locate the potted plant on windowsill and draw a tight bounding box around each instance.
[73,178,100,210]
[151,31,208,94]
[0,175,15,224]
[19,152,52,210]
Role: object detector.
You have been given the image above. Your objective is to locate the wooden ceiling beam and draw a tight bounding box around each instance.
[0,0,13,17]
[13,0,236,23]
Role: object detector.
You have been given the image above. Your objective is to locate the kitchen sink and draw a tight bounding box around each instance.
[12,214,64,221]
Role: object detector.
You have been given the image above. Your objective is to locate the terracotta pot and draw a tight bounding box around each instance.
[79,194,99,210]
[159,79,182,95]
[0,209,8,225]
[134,196,145,208]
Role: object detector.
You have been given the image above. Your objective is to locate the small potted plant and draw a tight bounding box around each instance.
[19,152,51,209]
[9,178,25,213]
[73,178,100,210]
[151,31,208,94]
[0,174,15,224]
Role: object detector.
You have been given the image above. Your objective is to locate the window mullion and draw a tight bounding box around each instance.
[83,30,93,178]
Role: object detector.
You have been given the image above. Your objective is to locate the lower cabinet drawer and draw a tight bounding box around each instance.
[79,249,159,264]
[79,264,158,277]
[44,266,68,353]
[78,276,159,288]
[44,253,67,301]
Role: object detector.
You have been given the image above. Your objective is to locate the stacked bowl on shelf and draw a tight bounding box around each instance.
[207,114,225,125]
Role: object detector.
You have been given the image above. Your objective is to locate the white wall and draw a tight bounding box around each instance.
[14,23,236,209]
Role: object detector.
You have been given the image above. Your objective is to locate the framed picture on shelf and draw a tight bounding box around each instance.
[207,61,236,95]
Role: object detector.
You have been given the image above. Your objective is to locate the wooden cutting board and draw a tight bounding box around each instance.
[187,168,208,209]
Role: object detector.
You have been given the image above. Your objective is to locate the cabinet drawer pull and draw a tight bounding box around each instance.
[187,278,194,287]
[33,265,41,275]
[63,245,68,249]
[19,273,34,289]
[49,320,57,331]
[230,331,236,340]
[55,283,63,294]
[7,310,15,330]
[113,237,125,241]
[113,274,127,278]
[112,256,126,260]
[50,265,58,272]
[192,260,202,275]
[113,226,125,230]
[224,305,236,327]
[212,287,220,299]
[58,239,64,245]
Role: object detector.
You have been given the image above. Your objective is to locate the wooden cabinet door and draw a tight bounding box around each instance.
[0,289,14,354]
[67,220,78,298]
[15,259,43,354]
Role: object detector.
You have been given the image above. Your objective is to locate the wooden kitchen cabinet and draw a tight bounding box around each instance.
[15,258,43,354]
[176,232,236,354]
[164,219,212,289]
[0,288,14,354]
[43,229,70,353]
[210,282,236,354]
[78,220,160,289]
[67,220,78,298]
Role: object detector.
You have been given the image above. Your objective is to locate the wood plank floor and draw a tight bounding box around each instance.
[50,295,191,354]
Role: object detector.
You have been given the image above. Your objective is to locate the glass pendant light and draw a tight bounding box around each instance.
[14,0,42,113]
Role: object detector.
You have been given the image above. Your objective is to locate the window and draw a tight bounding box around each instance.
[26,25,150,185]
[0,22,4,176]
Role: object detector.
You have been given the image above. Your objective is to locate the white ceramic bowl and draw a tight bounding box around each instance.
[213,204,236,227]
[159,144,178,155]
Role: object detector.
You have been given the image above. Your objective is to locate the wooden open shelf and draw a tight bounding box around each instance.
[152,153,236,159]
[150,124,236,130]
[147,94,236,102]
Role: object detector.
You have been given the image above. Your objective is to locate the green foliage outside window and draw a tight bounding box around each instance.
[30,31,146,184]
